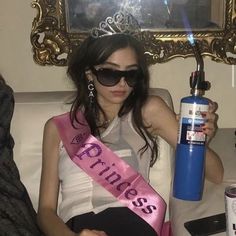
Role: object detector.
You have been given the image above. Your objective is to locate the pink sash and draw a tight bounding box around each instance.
[53,112,169,236]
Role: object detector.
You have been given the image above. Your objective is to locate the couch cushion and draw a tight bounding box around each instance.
[11,92,72,210]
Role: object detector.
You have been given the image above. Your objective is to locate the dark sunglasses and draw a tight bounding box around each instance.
[90,67,141,87]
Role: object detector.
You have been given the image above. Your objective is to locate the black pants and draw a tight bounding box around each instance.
[66,207,157,236]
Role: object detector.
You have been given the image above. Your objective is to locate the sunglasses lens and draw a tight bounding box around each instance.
[96,69,120,86]
[125,70,139,87]
[92,68,141,87]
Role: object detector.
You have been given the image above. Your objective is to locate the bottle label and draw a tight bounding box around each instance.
[177,102,209,145]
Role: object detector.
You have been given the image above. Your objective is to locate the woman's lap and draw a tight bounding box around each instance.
[66,207,157,236]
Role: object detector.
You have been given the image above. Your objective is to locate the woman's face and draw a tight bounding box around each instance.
[90,46,139,108]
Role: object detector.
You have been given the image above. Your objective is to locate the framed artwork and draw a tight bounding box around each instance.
[31,0,236,66]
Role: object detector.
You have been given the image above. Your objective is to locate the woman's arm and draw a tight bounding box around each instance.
[142,95,224,184]
[37,119,75,236]
[38,119,108,236]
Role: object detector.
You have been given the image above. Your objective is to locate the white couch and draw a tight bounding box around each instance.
[11,88,174,221]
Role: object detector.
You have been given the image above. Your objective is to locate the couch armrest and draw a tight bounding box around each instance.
[209,128,236,182]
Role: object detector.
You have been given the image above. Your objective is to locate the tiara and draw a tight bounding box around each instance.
[90,11,141,38]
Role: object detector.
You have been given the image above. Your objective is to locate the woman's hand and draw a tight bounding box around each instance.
[77,229,108,236]
[175,100,218,144]
[201,100,223,184]
[201,101,218,143]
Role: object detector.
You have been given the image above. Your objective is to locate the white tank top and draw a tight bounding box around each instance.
[58,112,152,223]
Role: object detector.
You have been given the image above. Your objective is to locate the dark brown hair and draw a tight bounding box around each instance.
[67,34,158,166]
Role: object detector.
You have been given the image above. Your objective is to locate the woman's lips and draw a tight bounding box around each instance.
[111,91,126,96]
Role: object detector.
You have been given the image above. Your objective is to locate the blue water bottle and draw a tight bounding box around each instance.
[173,43,211,201]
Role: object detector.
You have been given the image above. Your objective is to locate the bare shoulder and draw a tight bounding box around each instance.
[142,95,172,117]
[142,95,177,140]
[43,117,61,146]
[44,117,58,135]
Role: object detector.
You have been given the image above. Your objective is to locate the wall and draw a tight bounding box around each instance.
[0,1,235,128]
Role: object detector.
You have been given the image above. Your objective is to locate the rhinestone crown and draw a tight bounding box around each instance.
[90,11,141,39]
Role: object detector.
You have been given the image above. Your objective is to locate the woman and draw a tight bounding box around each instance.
[37,12,223,236]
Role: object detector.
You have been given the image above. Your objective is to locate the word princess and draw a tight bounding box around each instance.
[74,139,158,215]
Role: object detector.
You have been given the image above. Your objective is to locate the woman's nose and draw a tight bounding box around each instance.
[118,77,127,86]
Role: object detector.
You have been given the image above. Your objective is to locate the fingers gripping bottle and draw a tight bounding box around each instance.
[173,43,211,201]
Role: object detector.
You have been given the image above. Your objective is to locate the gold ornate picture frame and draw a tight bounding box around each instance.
[31,0,236,66]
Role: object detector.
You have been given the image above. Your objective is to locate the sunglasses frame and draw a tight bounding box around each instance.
[90,67,141,87]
